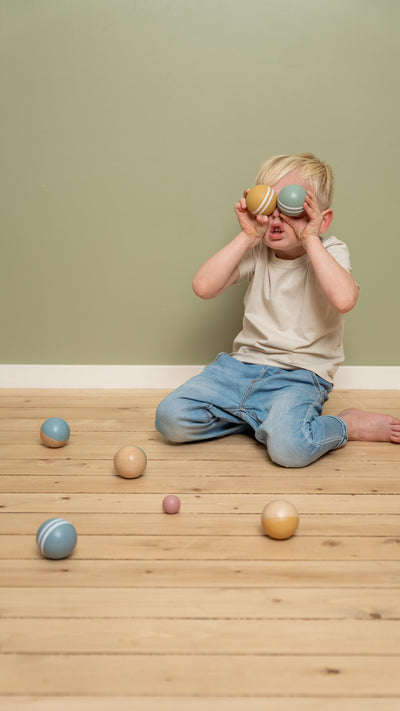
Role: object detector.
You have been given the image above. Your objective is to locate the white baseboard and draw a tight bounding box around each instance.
[0,365,205,389]
[0,364,399,389]
[334,367,400,389]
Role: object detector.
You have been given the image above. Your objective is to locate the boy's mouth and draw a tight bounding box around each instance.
[269,226,284,240]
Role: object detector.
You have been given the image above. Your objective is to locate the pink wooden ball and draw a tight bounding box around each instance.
[162,495,181,514]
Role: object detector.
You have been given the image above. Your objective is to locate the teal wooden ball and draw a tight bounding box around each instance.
[277,184,307,217]
[36,518,77,559]
[40,417,70,448]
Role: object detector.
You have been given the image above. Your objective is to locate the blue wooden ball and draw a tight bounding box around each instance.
[36,518,77,559]
[40,417,70,447]
[277,184,307,217]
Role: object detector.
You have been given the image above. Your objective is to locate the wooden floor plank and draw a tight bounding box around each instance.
[1,457,399,477]
[0,389,169,406]
[2,473,400,495]
[1,586,398,620]
[2,654,400,696]
[1,512,400,536]
[2,492,400,514]
[2,617,400,654]
[2,534,400,561]
[1,698,399,711]
[0,414,157,430]
[1,559,400,588]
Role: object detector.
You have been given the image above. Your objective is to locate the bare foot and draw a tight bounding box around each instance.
[338,408,400,443]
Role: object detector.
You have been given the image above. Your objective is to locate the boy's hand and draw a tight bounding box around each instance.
[234,189,269,248]
[282,191,324,246]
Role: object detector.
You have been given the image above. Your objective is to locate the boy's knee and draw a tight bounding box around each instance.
[155,396,190,443]
[268,441,313,468]
[260,428,315,468]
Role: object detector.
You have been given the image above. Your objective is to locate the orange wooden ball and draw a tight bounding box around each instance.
[113,445,147,479]
[246,185,277,216]
[261,499,299,540]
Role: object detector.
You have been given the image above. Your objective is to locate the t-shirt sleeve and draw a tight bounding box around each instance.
[237,246,258,281]
[323,236,352,272]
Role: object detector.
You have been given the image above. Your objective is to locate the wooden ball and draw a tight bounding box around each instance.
[246,185,277,216]
[162,495,181,514]
[40,417,70,448]
[277,184,307,217]
[113,445,147,479]
[261,499,299,540]
[36,518,77,560]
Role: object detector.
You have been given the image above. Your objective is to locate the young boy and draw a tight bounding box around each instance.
[155,153,400,467]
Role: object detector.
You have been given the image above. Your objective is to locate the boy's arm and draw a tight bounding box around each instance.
[304,238,359,313]
[192,193,268,300]
[192,232,252,299]
[284,191,359,314]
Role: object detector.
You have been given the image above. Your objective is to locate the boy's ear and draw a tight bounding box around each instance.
[320,209,333,234]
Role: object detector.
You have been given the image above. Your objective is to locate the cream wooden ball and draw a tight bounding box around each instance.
[261,499,299,540]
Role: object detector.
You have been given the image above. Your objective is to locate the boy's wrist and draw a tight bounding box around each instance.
[302,234,322,251]
[237,230,260,249]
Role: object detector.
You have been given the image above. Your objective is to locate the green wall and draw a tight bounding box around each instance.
[1,0,399,366]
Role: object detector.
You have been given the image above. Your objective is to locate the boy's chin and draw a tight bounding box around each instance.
[263,235,287,248]
[263,236,306,259]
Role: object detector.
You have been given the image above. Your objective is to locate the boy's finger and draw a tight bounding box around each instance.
[281,215,301,238]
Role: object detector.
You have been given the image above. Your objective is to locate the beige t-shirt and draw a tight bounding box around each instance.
[231,236,353,384]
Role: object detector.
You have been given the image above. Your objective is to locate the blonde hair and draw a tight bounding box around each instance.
[255,153,334,210]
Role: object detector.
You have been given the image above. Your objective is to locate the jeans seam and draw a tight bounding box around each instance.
[301,402,318,445]
[331,416,348,447]
[301,389,331,446]
[238,367,271,413]
[307,369,332,398]
[202,404,217,424]
[301,398,347,447]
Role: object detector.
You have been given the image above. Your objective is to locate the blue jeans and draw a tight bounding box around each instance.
[155,353,348,468]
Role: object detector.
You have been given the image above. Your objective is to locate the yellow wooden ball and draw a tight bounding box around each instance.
[113,445,147,479]
[261,499,299,540]
[246,185,277,216]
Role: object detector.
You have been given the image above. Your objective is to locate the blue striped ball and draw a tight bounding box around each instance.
[36,518,77,559]
[277,184,307,217]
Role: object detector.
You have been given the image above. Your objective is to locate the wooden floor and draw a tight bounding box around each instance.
[1,389,400,710]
